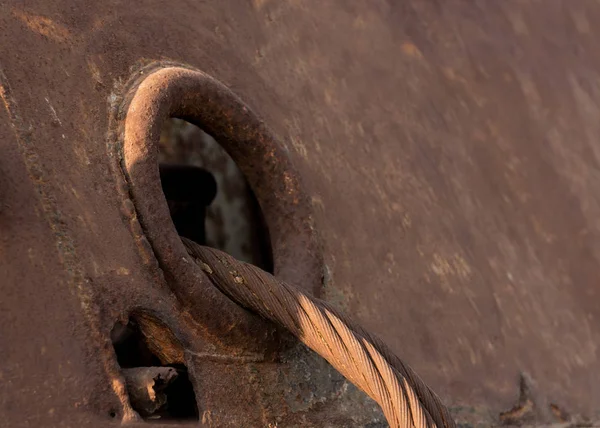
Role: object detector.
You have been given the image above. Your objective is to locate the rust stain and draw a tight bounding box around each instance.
[353,15,367,30]
[549,403,570,422]
[430,253,472,284]
[311,195,325,212]
[251,0,269,10]
[401,41,423,59]
[401,212,412,230]
[87,59,103,86]
[12,10,72,43]
[442,67,469,86]
[530,217,556,244]
[116,267,130,276]
[290,135,308,159]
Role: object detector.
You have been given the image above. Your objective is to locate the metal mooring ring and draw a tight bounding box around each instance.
[118,63,323,352]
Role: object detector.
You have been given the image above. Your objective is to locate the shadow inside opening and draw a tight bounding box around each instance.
[111,317,199,422]
[158,118,273,273]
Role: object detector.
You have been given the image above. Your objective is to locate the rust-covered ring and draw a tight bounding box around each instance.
[120,64,323,353]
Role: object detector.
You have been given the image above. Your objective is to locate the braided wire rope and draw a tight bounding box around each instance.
[182,237,456,428]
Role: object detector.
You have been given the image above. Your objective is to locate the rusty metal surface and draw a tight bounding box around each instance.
[1,0,600,426]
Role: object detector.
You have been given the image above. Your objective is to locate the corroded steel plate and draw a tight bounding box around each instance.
[1,1,599,426]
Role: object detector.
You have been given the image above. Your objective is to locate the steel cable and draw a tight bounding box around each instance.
[182,237,455,428]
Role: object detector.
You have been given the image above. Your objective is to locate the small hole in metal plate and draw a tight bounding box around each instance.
[111,317,199,422]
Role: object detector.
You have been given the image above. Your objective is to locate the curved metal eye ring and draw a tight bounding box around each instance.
[119,63,323,352]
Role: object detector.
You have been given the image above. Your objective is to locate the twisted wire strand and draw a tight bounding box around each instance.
[182,237,455,428]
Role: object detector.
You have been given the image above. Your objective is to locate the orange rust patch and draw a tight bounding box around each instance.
[401,41,423,59]
[251,0,271,10]
[13,10,71,44]
[442,67,469,85]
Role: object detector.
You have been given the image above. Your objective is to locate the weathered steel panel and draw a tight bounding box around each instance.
[1,1,599,426]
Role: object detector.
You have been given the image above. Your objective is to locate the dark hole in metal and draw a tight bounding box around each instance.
[158,118,274,273]
[111,319,199,422]
[112,319,161,368]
